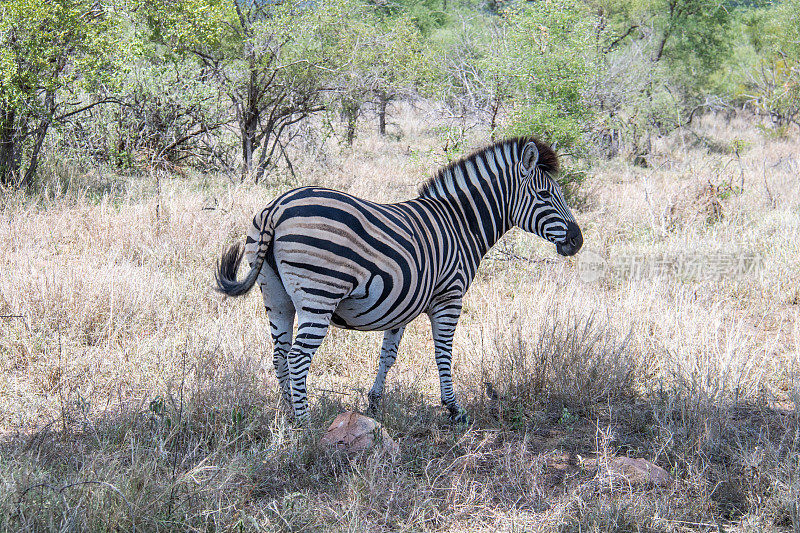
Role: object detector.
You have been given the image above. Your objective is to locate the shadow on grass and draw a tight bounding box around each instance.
[2,375,798,532]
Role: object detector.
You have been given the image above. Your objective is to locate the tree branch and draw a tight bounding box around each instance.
[54,98,121,121]
[604,25,639,53]
[158,122,227,157]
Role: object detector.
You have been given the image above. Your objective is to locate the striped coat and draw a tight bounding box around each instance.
[216,137,582,422]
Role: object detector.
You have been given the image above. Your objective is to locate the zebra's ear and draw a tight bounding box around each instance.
[521,141,539,174]
[550,140,558,152]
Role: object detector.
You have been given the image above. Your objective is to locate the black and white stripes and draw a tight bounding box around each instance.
[216,137,582,422]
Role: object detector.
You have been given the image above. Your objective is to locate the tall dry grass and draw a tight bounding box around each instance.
[0,110,798,531]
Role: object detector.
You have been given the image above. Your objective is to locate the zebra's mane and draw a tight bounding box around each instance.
[418,137,559,199]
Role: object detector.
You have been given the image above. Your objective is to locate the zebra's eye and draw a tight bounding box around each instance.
[538,190,552,200]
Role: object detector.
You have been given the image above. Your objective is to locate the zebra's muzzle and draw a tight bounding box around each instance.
[556,221,583,256]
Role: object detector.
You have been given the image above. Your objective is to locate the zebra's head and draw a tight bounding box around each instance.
[512,140,582,256]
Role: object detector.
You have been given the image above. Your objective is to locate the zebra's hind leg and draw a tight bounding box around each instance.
[368,326,406,411]
[429,300,468,424]
[268,309,294,409]
[286,311,333,423]
[259,269,295,408]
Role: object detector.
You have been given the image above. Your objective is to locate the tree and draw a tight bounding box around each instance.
[145,0,357,182]
[500,0,595,148]
[103,50,229,172]
[431,14,508,136]
[335,12,426,144]
[0,0,119,188]
[421,3,593,155]
[739,0,800,130]
[368,0,448,36]
[587,0,732,159]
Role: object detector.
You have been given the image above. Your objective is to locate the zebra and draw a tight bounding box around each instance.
[215,137,582,423]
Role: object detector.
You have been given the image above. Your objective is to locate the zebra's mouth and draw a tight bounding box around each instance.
[556,241,578,256]
[556,222,583,256]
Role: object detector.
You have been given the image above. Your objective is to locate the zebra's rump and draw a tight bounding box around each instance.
[255,187,441,331]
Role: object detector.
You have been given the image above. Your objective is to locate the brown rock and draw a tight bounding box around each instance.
[605,456,673,487]
[320,412,399,458]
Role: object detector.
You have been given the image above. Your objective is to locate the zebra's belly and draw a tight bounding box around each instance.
[330,294,426,331]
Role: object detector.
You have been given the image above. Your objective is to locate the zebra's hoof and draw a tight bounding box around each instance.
[449,408,469,425]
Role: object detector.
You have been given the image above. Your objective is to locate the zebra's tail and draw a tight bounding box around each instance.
[215,242,266,297]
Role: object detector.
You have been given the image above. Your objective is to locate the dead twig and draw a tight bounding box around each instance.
[491,250,560,265]
[0,314,30,332]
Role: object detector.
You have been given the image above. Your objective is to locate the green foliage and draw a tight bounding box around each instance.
[0,0,118,106]
[652,0,732,81]
[426,13,507,122]
[360,15,427,94]
[0,0,122,187]
[736,0,800,128]
[144,0,235,53]
[368,0,449,35]
[138,0,362,181]
[334,10,427,142]
[0,0,791,188]
[501,0,595,149]
[109,59,225,169]
[580,0,736,159]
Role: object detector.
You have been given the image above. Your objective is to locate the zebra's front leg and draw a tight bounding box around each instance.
[368,326,406,411]
[286,311,332,423]
[429,300,468,424]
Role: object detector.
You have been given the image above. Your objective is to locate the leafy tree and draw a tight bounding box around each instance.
[649,0,731,75]
[589,0,733,158]
[738,0,800,130]
[335,12,426,144]
[105,58,228,171]
[144,0,357,182]
[0,0,120,187]
[368,0,448,36]
[421,13,509,155]
[500,0,595,148]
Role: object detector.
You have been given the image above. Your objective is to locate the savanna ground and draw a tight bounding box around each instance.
[1,107,799,531]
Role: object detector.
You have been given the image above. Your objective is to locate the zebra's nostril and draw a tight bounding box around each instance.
[562,221,583,253]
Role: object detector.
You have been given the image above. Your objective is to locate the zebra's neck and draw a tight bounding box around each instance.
[416,141,521,259]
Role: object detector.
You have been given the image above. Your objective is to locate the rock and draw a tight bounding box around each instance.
[319,412,399,458]
[605,456,673,487]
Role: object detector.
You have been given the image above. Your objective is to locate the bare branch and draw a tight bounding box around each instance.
[54,98,121,121]
[604,25,639,53]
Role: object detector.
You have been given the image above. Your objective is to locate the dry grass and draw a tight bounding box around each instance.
[0,109,798,531]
